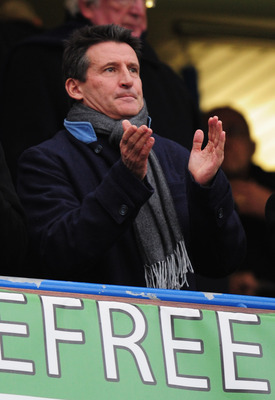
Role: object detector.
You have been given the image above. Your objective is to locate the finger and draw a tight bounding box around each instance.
[125,125,152,153]
[191,129,204,152]
[121,120,137,142]
[120,123,138,151]
[120,125,153,172]
[213,129,226,159]
[134,136,155,180]
[139,136,155,158]
[210,117,224,149]
[217,129,226,152]
[134,125,153,148]
[122,119,131,131]
[122,134,155,180]
[208,116,218,142]
[121,123,151,146]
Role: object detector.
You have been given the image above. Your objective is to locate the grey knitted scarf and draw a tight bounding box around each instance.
[66,102,193,289]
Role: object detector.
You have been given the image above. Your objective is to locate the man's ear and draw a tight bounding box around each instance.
[78,0,95,20]
[65,78,83,101]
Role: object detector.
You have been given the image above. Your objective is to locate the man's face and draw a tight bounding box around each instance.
[90,0,147,38]
[75,41,144,119]
[222,136,254,178]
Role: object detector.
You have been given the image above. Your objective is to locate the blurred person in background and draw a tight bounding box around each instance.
[265,193,275,290]
[202,106,275,297]
[0,0,43,69]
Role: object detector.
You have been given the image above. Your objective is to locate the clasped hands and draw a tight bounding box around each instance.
[120,116,225,184]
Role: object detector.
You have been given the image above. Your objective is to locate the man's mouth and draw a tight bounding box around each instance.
[116,93,137,99]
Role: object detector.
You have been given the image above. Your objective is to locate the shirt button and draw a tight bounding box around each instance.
[217,208,224,219]
[119,204,129,216]
[94,144,103,154]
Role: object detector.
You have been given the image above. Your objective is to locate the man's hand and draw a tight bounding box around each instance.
[188,116,225,186]
[120,120,155,180]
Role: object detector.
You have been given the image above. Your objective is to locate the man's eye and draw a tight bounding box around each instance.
[105,67,115,72]
[129,67,138,73]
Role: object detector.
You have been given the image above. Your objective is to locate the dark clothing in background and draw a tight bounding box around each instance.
[0,19,43,69]
[0,14,201,182]
[196,162,275,294]
[265,192,275,282]
[244,163,275,283]
[0,142,27,271]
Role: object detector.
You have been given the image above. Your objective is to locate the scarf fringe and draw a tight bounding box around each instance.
[144,241,194,290]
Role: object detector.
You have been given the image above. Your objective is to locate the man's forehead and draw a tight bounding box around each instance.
[86,41,139,65]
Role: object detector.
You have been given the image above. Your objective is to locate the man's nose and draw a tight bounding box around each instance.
[119,68,134,87]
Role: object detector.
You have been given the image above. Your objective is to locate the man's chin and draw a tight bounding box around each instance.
[121,23,146,38]
[116,106,143,119]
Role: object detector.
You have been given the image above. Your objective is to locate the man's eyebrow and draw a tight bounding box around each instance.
[101,61,119,68]
[128,62,140,69]
[100,61,140,69]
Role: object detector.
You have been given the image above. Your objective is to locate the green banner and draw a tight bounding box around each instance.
[0,289,274,399]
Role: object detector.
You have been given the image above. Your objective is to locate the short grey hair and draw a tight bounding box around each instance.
[64,0,99,16]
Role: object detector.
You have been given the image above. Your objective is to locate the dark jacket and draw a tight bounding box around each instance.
[17,130,246,289]
[0,142,27,271]
[244,163,275,282]
[0,14,201,182]
[0,19,43,74]
[265,193,275,275]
